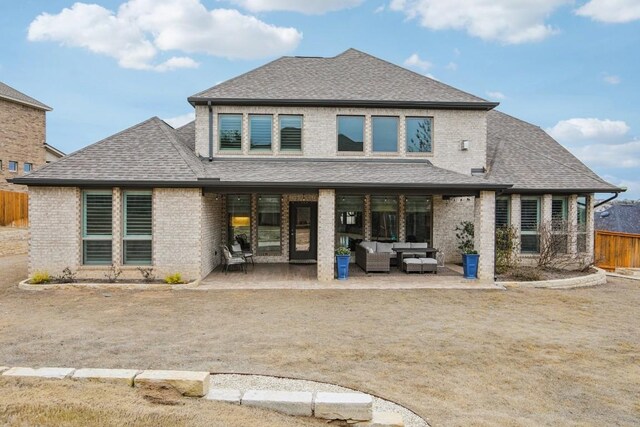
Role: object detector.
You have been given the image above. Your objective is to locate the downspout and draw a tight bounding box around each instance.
[208,101,213,162]
[592,192,619,209]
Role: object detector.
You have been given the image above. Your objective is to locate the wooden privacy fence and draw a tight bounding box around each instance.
[0,190,28,227]
[595,230,640,271]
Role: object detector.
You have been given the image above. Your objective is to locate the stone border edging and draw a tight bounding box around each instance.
[18,278,200,291]
[499,268,607,289]
[605,272,640,281]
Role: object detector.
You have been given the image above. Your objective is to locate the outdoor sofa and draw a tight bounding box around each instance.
[355,241,433,273]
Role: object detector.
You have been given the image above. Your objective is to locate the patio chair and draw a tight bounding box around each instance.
[234,234,254,265]
[220,245,246,274]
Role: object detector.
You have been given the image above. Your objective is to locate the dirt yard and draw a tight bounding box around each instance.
[0,377,325,426]
[1,254,639,426]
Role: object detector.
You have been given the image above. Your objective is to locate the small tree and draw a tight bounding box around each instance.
[455,221,476,254]
[495,225,520,274]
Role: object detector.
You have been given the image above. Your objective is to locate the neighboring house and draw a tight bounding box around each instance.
[0,81,52,191]
[44,143,65,163]
[595,202,640,234]
[13,49,623,282]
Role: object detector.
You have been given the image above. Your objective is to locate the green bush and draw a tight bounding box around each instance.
[509,268,542,282]
[164,273,183,284]
[30,271,51,284]
[335,246,351,256]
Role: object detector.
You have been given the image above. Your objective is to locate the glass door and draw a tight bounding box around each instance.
[289,202,317,261]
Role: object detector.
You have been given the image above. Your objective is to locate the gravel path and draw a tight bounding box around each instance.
[211,373,429,427]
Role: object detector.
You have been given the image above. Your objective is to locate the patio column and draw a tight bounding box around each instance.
[541,194,553,255]
[585,194,595,262]
[474,190,496,280]
[510,194,521,260]
[568,194,578,256]
[317,189,336,281]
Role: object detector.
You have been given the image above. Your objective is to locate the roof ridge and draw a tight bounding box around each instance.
[154,119,203,177]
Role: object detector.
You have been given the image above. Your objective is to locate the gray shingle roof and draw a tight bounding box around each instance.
[199,158,507,189]
[176,120,195,151]
[189,49,495,108]
[0,81,52,111]
[13,117,201,185]
[595,203,640,234]
[486,110,621,193]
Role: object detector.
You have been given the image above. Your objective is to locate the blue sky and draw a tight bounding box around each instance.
[1,0,639,198]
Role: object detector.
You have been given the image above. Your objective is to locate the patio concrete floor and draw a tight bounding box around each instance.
[199,262,501,290]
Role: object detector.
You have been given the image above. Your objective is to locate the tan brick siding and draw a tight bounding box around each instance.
[474,190,495,280]
[195,105,486,175]
[317,189,336,281]
[432,195,475,263]
[0,99,46,191]
[28,187,80,276]
[153,188,202,281]
[201,192,222,277]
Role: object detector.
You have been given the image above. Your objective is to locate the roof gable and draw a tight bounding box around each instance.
[189,49,496,109]
[0,81,52,111]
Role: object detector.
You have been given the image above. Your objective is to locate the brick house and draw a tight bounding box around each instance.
[13,49,622,282]
[0,81,54,192]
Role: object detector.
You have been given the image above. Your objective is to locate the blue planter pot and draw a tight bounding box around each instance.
[462,253,479,279]
[336,255,351,280]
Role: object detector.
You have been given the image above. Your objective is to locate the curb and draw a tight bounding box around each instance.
[18,278,200,291]
[499,268,607,289]
[605,272,640,281]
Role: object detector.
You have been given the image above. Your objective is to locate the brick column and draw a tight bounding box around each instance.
[317,189,336,281]
[541,194,553,256]
[510,194,521,259]
[474,190,495,280]
[586,194,595,262]
[398,195,406,242]
[568,194,578,256]
[364,194,371,240]
[112,187,121,267]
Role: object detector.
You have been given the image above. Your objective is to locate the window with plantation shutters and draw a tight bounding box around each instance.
[219,114,242,150]
[552,196,568,253]
[250,115,272,151]
[83,191,113,265]
[279,115,302,151]
[123,191,152,265]
[495,196,510,228]
[520,197,540,253]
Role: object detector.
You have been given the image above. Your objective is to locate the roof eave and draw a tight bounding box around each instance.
[8,178,201,188]
[503,187,626,194]
[187,97,499,111]
[0,95,52,111]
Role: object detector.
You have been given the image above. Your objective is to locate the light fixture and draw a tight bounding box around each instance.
[461,140,470,151]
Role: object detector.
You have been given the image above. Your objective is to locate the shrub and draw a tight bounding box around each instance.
[30,271,51,284]
[509,267,542,282]
[104,264,122,283]
[335,246,351,256]
[137,267,155,283]
[55,267,77,284]
[495,225,520,274]
[455,221,477,254]
[164,273,183,284]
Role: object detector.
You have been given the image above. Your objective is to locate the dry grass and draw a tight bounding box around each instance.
[1,254,639,426]
[0,377,325,426]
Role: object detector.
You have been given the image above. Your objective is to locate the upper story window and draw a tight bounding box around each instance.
[24,163,33,173]
[372,116,398,152]
[337,116,364,152]
[279,115,302,151]
[250,114,272,151]
[406,117,433,153]
[219,114,242,151]
[8,161,18,172]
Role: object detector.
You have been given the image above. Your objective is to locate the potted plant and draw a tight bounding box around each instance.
[335,246,351,280]
[456,221,479,279]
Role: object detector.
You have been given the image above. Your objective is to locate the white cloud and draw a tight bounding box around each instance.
[546,118,630,142]
[403,53,432,71]
[575,0,640,23]
[568,139,640,169]
[164,112,195,128]
[445,61,457,70]
[27,0,302,71]
[389,0,570,44]
[229,0,364,14]
[374,5,386,13]
[603,73,621,85]
[486,91,506,100]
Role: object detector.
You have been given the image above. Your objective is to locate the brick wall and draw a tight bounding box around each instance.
[201,192,222,277]
[432,195,475,263]
[29,187,80,276]
[317,189,336,281]
[474,191,495,280]
[195,105,487,175]
[0,99,46,191]
[153,188,202,281]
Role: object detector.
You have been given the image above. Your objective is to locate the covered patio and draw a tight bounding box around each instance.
[199,262,500,289]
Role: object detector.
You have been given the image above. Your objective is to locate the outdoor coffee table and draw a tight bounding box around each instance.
[392,247,438,270]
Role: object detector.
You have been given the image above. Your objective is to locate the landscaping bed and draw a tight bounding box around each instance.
[496,266,597,282]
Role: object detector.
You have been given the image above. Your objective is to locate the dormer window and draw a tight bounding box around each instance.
[219,114,242,151]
